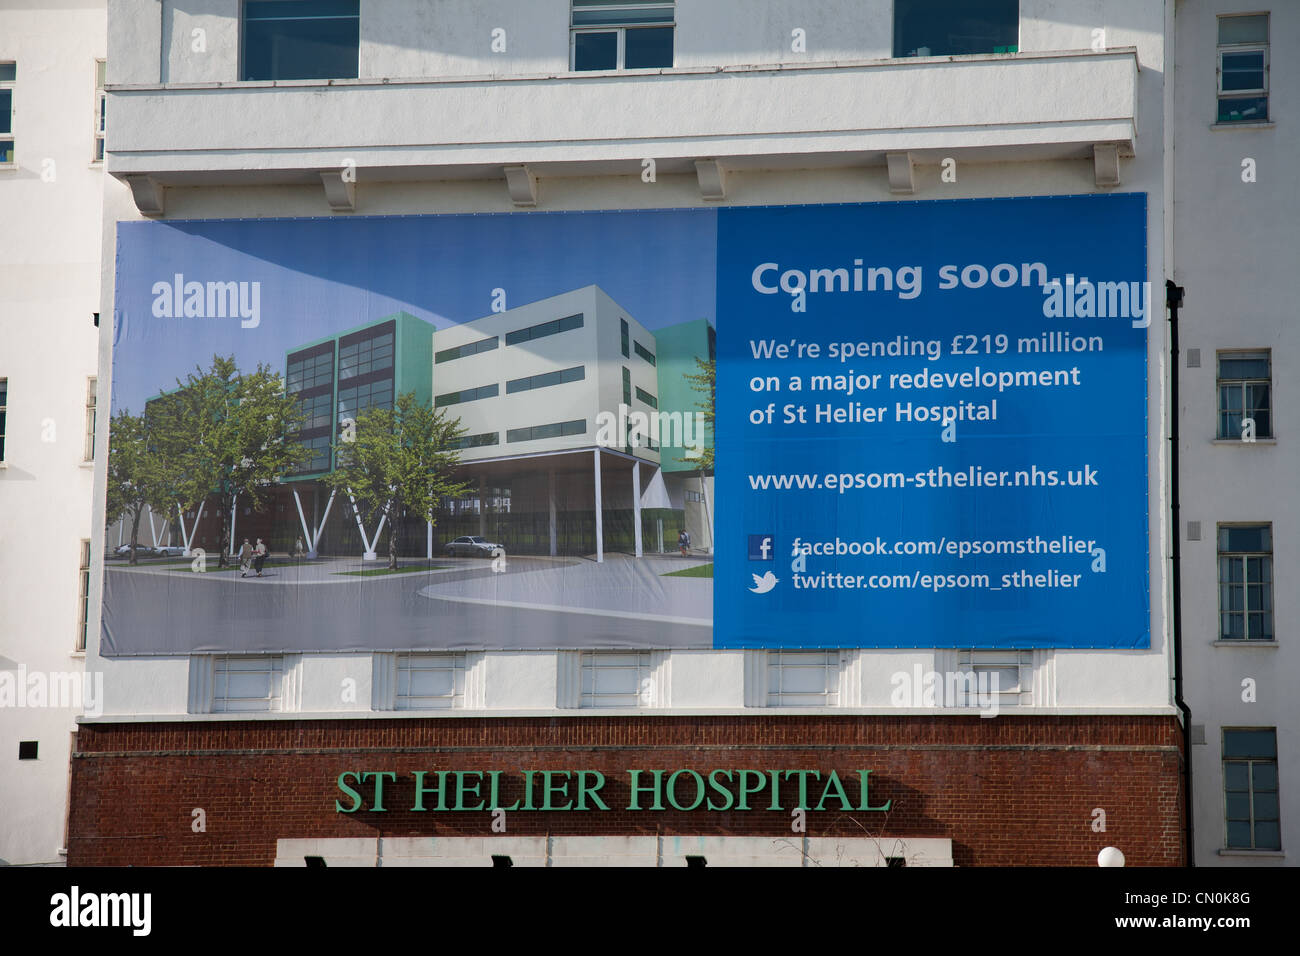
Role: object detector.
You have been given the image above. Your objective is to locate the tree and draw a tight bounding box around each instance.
[151,355,311,567]
[678,355,715,551]
[328,391,471,570]
[104,409,169,565]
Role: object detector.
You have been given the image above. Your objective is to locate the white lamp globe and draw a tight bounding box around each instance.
[1097,847,1126,867]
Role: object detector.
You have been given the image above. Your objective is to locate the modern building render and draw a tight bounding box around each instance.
[0,0,1274,867]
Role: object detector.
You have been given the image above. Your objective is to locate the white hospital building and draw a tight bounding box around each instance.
[0,0,1294,868]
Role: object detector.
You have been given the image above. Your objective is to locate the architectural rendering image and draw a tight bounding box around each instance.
[0,0,1295,921]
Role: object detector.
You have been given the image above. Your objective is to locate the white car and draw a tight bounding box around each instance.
[444,535,502,558]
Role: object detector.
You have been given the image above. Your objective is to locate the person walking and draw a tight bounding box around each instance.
[678,528,691,557]
[253,538,268,576]
[294,536,305,559]
[238,538,253,577]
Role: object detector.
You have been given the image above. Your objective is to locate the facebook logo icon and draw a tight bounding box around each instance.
[748,534,774,561]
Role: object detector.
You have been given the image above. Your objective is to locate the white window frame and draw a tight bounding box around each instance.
[1216,14,1269,122]
[394,652,466,710]
[1218,523,1274,642]
[767,650,843,707]
[952,649,1033,707]
[1216,349,1272,440]
[0,376,8,463]
[211,655,285,713]
[92,59,105,163]
[579,650,654,708]
[77,539,91,652]
[0,62,14,166]
[569,2,675,72]
[84,377,97,460]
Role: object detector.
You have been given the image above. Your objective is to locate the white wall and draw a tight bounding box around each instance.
[1174,0,1299,866]
[0,0,133,866]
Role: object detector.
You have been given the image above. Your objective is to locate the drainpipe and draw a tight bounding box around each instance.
[1167,278,1193,866]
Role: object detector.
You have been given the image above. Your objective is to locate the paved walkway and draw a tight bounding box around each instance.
[417,553,712,625]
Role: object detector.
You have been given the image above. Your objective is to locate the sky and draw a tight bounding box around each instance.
[111,207,718,413]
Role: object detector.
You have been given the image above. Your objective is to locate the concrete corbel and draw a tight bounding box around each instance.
[695,159,727,200]
[320,170,356,212]
[504,165,538,206]
[885,152,915,195]
[1093,144,1121,187]
[125,174,165,216]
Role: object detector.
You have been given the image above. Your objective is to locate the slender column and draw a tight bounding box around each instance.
[548,469,557,557]
[632,462,643,558]
[593,450,603,564]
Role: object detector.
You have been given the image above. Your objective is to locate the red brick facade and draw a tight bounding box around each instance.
[67,715,1185,866]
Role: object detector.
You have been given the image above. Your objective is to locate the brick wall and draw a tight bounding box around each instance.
[67,715,1185,866]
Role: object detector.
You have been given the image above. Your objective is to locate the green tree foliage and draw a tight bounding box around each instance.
[328,391,472,570]
[104,409,170,565]
[677,355,716,472]
[678,355,715,547]
[149,355,310,567]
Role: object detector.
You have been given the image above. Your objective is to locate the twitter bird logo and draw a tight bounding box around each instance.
[749,571,779,594]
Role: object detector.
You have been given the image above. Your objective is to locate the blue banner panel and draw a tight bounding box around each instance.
[713,195,1150,648]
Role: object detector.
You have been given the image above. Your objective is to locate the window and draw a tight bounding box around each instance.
[581,651,652,708]
[338,330,393,380]
[635,386,657,409]
[893,0,1019,57]
[452,431,499,450]
[633,341,656,366]
[297,391,332,432]
[77,540,91,652]
[1,377,8,461]
[767,650,841,707]
[1217,14,1269,123]
[212,656,284,712]
[241,0,360,82]
[18,741,37,760]
[622,366,631,406]
[620,318,630,358]
[1218,525,1273,641]
[953,649,1032,706]
[506,365,584,394]
[337,378,393,421]
[395,653,465,710]
[435,383,499,407]
[93,60,105,162]
[436,336,498,364]
[293,434,332,474]
[505,313,583,346]
[84,378,97,461]
[506,419,586,443]
[1223,729,1280,850]
[1217,350,1271,439]
[0,62,13,163]
[572,2,674,71]
[287,346,334,393]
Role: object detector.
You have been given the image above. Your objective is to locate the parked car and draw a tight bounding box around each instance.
[112,544,157,557]
[444,535,502,558]
[155,546,186,557]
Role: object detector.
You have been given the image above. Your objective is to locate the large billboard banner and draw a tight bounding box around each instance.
[102,195,1149,655]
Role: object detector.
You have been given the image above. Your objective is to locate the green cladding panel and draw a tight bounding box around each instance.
[653,317,715,474]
